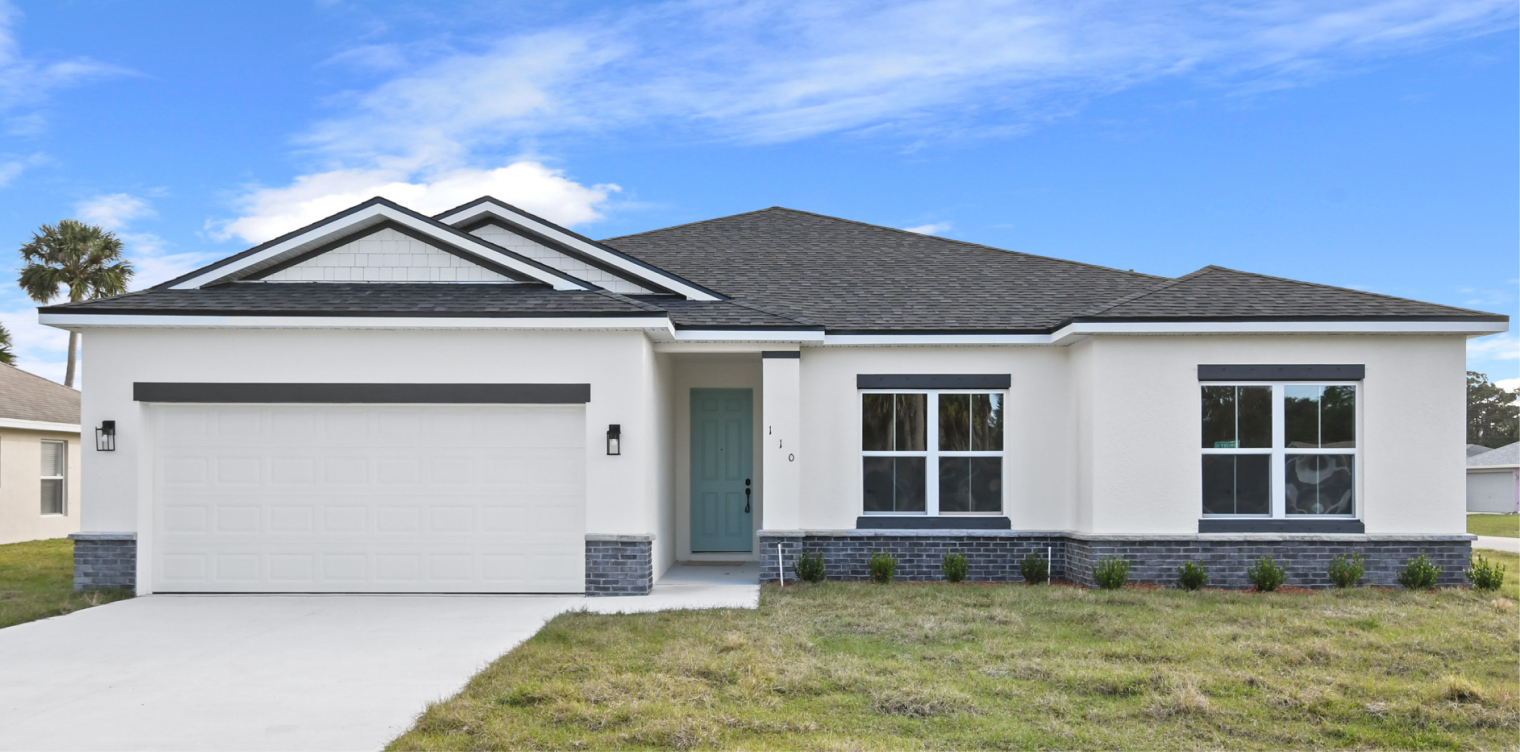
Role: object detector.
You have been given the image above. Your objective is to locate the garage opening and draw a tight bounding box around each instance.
[148,402,585,593]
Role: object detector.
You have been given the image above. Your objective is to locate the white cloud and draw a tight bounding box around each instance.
[0,306,70,385]
[1467,332,1519,362]
[75,193,156,230]
[903,222,952,235]
[1497,377,1520,393]
[218,162,619,244]
[0,2,129,118]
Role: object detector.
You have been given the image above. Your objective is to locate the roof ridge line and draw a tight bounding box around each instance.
[1074,266,1216,319]
[1198,265,1505,318]
[599,206,784,243]
[752,206,1168,281]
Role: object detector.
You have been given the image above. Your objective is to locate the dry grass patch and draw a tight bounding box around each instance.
[391,551,1520,751]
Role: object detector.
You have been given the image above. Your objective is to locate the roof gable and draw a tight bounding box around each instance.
[164,198,594,291]
[253,223,515,283]
[435,197,721,300]
[464,219,653,294]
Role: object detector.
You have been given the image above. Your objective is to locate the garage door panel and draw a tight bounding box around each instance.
[152,404,586,593]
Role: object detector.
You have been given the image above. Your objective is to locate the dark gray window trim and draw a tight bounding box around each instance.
[1197,518,1365,534]
[857,516,1011,530]
[134,383,591,404]
[857,374,1011,389]
[1198,364,1365,381]
[761,351,801,359]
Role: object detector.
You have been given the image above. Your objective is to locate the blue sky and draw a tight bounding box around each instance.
[0,0,1514,386]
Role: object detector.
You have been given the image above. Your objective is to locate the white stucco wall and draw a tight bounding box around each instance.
[796,346,1076,531]
[76,327,664,571]
[0,428,81,545]
[1075,334,1466,535]
[1467,469,1518,513]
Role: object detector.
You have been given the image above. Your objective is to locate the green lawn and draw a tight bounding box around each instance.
[1468,514,1519,538]
[393,551,1519,751]
[0,539,131,630]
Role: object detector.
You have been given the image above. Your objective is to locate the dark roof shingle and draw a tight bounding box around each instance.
[0,364,79,425]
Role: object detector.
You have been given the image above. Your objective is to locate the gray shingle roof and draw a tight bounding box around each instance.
[40,283,667,318]
[602,208,1165,332]
[1079,266,1499,322]
[1468,442,1519,467]
[0,363,79,425]
[41,204,1509,332]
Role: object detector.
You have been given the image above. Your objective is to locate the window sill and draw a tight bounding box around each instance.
[856,516,1011,530]
[1198,518,1364,534]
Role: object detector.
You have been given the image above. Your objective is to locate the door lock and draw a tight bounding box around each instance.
[744,478,752,513]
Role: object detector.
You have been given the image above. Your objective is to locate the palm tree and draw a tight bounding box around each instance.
[0,322,15,366]
[19,220,134,387]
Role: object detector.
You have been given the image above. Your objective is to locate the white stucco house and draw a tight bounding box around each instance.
[40,197,1508,594]
[0,363,81,546]
[1467,442,1518,514]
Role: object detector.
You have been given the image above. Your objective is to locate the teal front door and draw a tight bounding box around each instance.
[691,388,754,553]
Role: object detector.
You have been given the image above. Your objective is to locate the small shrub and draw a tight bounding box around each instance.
[1327,552,1365,588]
[1019,552,1049,585]
[794,550,826,583]
[1092,558,1130,590]
[942,551,969,583]
[1246,556,1286,592]
[1176,561,1208,591]
[868,551,898,584]
[1397,551,1441,590]
[1466,553,1506,592]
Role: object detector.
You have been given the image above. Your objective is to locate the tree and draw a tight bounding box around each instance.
[1467,371,1518,448]
[18,220,134,387]
[0,322,14,366]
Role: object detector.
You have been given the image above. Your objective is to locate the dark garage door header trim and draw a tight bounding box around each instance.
[133,383,591,404]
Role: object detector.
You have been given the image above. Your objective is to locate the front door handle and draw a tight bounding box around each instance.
[744,478,752,513]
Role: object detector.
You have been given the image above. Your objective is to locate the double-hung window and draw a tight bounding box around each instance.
[1201,383,1356,518]
[862,391,1004,515]
[41,440,65,516]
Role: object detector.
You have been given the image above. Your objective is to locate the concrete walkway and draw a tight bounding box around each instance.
[1474,535,1520,554]
[0,563,758,752]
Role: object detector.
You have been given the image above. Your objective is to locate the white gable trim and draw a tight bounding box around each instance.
[438,199,722,301]
[171,203,592,291]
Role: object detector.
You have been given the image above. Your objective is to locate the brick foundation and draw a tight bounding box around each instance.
[759,530,1474,589]
[69,533,136,591]
[585,535,654,596]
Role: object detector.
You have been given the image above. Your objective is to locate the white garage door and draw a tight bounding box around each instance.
[150,403,585,593]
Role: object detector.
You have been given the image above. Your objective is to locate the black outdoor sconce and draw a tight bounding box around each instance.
[606,424,621,456]
[95,420,116,452]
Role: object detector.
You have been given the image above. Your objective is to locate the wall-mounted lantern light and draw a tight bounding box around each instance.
[606,424,621,456]
[95,420,116,452]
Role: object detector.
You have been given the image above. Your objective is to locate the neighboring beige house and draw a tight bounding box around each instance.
[1467,442,1519,514]
[0,363,81,545]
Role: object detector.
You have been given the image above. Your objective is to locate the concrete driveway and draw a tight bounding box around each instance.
[0,564,758,752]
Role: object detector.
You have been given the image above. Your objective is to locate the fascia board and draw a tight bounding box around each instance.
[670,329,826,342]
[1050,319,1509,343]
[0,417,80,433]
[39,313,672,331]
[441,200,721,301]
[172,205,591,291]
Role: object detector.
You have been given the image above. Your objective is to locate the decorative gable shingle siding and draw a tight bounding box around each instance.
[262,227,512,283]
[469,223,654,294]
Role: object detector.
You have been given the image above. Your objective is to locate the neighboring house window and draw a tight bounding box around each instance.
[862,391,1004,514]
[1201,384,1356,517]
[41,440,65,515]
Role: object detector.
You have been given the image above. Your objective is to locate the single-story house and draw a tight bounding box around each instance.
[40,197,1507,594]
[0,363,81,546]
[1467,442,1518,514]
